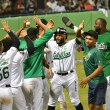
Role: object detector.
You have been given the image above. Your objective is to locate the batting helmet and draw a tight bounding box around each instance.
[54,27,68,40]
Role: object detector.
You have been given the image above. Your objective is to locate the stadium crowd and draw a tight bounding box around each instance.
[0,0,109,16]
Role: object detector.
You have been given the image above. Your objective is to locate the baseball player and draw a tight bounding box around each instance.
[0,20,20,110]
[46,27,83,110]
[10,30,35,110]
[36,19,67,110]
[65,17,110,110]
[18,16,53,110]
[76,21,107,110]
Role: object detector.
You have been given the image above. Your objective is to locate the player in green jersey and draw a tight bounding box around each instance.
[76,20,107,110]
[94,18,110,110]
[19,16,53,110]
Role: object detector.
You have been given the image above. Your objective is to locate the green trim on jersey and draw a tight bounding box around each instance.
[19,29,53,79]
[81,37,106,84]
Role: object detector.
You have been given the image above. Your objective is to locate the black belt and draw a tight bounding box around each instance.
[6,85,11,87]
[0,85,11,87]
[57,70,74,76]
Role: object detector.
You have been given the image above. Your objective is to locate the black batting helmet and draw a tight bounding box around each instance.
[54,27,68,40]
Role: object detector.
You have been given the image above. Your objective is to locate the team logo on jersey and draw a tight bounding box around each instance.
[96,42,107,50]
[0,58,10,67]
[64,46,67,51]
[53,51,71,59]
[83,52,91,61]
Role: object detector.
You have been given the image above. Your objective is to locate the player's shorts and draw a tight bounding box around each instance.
[88,81,107,105]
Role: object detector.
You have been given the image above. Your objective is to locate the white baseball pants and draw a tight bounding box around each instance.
[0,87,13,110]
[12,86,26,110]
[105,76,110,110]
[48,71,80,107]
[22,77,43,110]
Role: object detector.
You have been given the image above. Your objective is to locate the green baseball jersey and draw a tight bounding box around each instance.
[19,29,53,78]
[95,32,110,77]
[81,37,106,84]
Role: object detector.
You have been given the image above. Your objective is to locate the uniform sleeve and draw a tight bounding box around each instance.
[94,50,103,66]
[70,38,80,50]
[5,47,18,63]
[34,29,53,47]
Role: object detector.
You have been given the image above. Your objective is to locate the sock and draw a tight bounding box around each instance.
[75,103,83,110]
[48,105,55,110]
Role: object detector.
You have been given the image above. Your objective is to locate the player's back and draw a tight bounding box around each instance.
[0,47,18,86]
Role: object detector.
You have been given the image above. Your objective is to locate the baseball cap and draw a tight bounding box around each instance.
[84,30,98,40]
[36,19,48,26]
[27,27,38,39]
[54,27,67,35]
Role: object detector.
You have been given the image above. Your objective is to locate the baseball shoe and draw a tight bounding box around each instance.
[62,17,74,29]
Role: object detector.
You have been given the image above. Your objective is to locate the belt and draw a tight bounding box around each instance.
[57,70,74,76]
[0,85,11,88]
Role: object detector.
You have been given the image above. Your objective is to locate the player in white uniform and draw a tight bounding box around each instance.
[11,30,35,110]
[0,20,20,110]
[47,27,83,110]
[36,19,67,110]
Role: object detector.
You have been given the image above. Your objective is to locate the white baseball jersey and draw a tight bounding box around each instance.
[0,47,18,86]
[47,39,79,72]
[11,50,28,87]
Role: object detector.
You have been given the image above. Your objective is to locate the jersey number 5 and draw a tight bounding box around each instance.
[0,67,9,81]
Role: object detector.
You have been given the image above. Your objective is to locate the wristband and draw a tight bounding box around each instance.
[39,35,42,38]
[7,30,11,33]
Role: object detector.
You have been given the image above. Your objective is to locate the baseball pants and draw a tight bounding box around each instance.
[48,71,80,107]
[105,76,110,110]
[12,86,26,110]
[44,67,66,103]
[42,78,49,110]
[0,87,13,110]
[22,77,43,110]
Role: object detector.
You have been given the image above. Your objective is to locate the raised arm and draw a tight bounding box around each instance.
[39,19,54,38]
[15,17,30,36]
[76,20,84,42]
[33,16,49,32]
[1,20,20,49]
[20,30,35,56]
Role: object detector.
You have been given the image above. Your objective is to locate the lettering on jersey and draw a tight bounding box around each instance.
[53,51,71,60]
[83,52,91,61]
[0,58,10,67]
[96,42,107,50]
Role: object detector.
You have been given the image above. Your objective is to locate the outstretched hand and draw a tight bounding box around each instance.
[46,19,54,29]
[79,20,84,30]
[1,20,10,32]
[33,16,42,25]
[23,17,30,28]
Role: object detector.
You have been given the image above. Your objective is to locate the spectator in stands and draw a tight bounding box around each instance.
[2,0,12,10]
[46,0,57,12]
[14,0,27,14]
[54,0,66,12]
[0,2,4,15]
[3,5,14,15]
[84,0,93,10]
[89,0,95,6]
[65,0,72,10]
[34,0,47,13]
[74,0,85,10]
[71,0,76,10]
[26,0,37,13]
